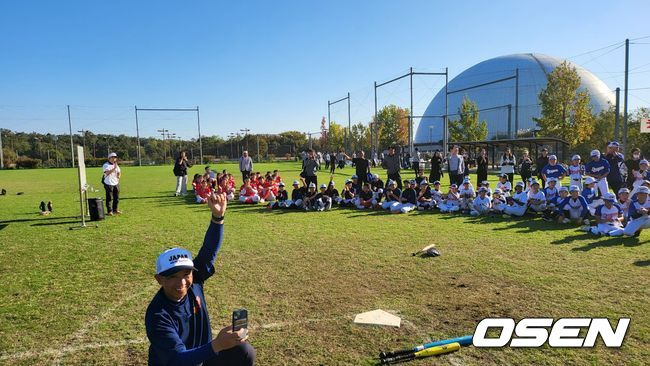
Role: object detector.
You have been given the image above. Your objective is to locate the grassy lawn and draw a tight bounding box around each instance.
[0,161,648,365]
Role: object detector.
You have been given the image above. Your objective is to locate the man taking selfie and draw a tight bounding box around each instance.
[145,192,256,365]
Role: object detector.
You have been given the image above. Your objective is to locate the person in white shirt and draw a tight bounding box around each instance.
[430,181,444,208]
[588,192,624,236]
[496,174,512,197]
[567,154,584,189]
[439,184,461,213]
[470,187,492,216]
[491,188,507,213]
[504,182,528,217]
[623,186,650,236]
[458,178,476,213]
[102,152,122,216]
[527,180,547,213]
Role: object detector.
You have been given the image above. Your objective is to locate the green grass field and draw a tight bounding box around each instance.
[0,162,648,365]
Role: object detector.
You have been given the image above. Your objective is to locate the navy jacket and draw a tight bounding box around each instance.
[146,222,223,366]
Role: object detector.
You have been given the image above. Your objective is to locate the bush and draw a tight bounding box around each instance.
[15,157,42,169]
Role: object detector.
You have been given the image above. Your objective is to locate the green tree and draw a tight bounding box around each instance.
[373,104,409,150]
[534,61,594,148]
[448,95,488,142]
[327,121,346,151]
[625,107,650,154]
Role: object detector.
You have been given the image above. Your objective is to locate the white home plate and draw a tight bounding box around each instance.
[353,309,401,327]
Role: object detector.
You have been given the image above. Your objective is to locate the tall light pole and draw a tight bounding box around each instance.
[240,128,250,151]
[67,105,74,167]
[228,133,236,159]
[0,128,4,169]
[157,128,169,163]
[77,130,86,153]
[53,135,59,167]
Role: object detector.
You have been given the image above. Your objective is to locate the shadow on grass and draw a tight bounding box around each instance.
[633,259,650,267]
[31,220,81,227]
[120,195,174,200]
[571,237,645,251]
[0,215,77,224]
[0,224,7,231]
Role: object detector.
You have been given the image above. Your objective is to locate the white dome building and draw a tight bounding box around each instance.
[414,53,615,144]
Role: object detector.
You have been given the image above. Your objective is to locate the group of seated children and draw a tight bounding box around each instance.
[192,166,236,203]
[238,170,283,204]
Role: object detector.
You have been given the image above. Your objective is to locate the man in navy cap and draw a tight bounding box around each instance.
[146,192,255,365]
[604,141,625,195]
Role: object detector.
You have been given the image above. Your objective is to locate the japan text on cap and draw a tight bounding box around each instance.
[156,248,196,276]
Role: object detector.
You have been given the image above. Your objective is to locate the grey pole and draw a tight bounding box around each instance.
[347,92,351,153]
[67,105,75,168]
[508,104,513,138]
[409,67,413,154]
[257,135,260,162]
[515,68,519,138]
[197,106,203,164]
[623,39,629,151]
[444,67,449,154]
[135,106,142,166]
[0,128,3,169]
[374,81,378,151]
[327,100,331,130]
[614,87,621,141]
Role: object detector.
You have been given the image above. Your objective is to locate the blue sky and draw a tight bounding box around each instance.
[1,0,649,139]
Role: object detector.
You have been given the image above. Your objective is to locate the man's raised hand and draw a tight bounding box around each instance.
[208,192,227,218]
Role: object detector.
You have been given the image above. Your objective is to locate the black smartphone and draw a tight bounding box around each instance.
[232,309,248,331]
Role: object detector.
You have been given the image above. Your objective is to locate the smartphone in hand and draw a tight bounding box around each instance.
[232,309,248,339]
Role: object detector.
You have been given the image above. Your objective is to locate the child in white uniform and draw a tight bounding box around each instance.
[430,181,443,208]
[491,188,507,213]
[588,192,624,236]
[623,186,650,236]
[470,187,492,216]
[617,188,631,223]
[496,174,512,197]
[504,182,528,217]
[439,184,461,213]
[567,154,584,189]
[458,178,476,213]
[527,180,547,213]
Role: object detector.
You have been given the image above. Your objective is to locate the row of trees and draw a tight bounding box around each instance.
[0,130,311,168]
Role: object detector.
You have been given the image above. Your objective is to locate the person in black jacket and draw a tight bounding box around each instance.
[519,150,533,186]
[429,150,444,183]
[476,148,489,187]
[625,148,642,189]
[535,148,549,188]
[174,151,191,196]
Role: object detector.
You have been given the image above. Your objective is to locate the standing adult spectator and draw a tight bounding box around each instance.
[625,148,642,189]
[476,148,489,187]
[382,145,402,189]
[301,149,319,187]
[337,150,346,169]
[429,150,444,183]
[541,155,567,185]
[447,146,465,186]
[329,151,337,174]
[412,148,421,176]
[146,192,256,365]
[604,141,625,195]
[499,147,516,185]
[535,148,549,188]
[518,150,533,187]
[352,150,371,185]
[173,151,191,196]
[324,151,330,170]
[585,149,610,197]
[316,151,323,170]
[462,150,471,180]
[103,152,122,216]
[239,151,253,181]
